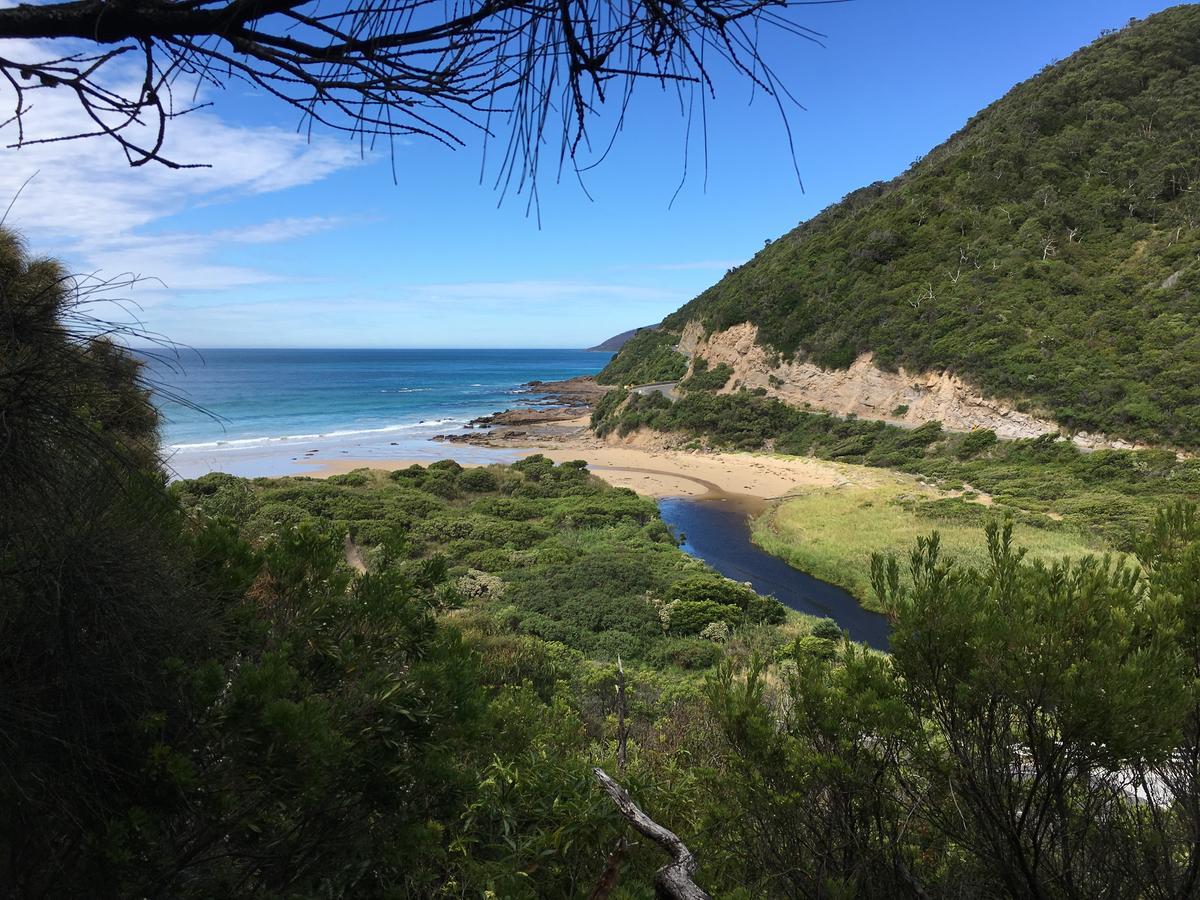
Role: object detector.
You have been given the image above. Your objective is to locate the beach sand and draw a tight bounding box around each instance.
[293,376,904,503]
[305,442,891,503]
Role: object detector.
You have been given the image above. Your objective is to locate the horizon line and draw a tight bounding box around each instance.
[127,345,615,352]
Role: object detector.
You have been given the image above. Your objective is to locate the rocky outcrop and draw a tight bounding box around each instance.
[677,321,1143,450]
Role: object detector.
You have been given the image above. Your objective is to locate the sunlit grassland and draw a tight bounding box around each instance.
[751,480,1108,608]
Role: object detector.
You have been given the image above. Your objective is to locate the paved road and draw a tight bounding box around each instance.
[630,381,678,400]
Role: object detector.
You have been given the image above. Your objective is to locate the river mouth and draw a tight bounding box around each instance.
[657,495,892,651]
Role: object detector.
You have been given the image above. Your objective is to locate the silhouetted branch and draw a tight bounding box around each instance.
[0,0,830,193]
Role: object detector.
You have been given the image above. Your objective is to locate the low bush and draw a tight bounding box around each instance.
[460,466,499,492]
[648,637,724,670]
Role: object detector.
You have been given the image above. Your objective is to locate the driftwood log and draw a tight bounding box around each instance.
[592,767,711,900]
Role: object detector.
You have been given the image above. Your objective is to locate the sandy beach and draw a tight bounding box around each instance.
[298,375,905,502]
[306,441,895,504]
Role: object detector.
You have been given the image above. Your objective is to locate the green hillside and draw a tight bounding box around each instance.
[634,6,1200,446]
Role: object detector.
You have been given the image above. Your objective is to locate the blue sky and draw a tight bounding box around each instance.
[0,0,1179,348]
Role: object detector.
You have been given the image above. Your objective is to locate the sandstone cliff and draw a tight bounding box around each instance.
[676,321,1141,451]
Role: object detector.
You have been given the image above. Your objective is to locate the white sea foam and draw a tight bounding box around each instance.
[169,417,461,452]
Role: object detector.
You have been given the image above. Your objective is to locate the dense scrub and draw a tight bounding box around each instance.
[595,329,687,385]
[594,385,1200,549]
[12,189,1200,897]
[678,357,734,393]
[612,8,1200,445]
[175,458,786,666]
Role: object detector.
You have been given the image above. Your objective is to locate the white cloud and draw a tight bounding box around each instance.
[55,216,353,292]
[220,217,350,245]
[0,38,364,290]
[132,275,687,345]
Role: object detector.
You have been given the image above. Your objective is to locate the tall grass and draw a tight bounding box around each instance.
[751,482,1106,607]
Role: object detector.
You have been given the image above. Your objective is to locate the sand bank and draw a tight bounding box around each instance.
[306,444,893,504]
[299,374,903,503]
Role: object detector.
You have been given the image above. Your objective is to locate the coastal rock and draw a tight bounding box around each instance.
[471,406,591,427]
[677,320,1151,450]
[523,376,610,404]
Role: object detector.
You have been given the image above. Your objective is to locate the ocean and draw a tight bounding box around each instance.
[141,348,612,478]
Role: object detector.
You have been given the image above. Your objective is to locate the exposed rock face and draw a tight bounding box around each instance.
[524,376,611,404]
[677,321,1141,450]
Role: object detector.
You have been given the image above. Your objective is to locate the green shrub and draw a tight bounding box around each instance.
[958,429,999,459]
[810,618,843,641]
[428,459,464,475]
[667,574,781,625]
[174,472,260,521]
[424,471,460,498]
[327,469,371,487]
[459,467,499,493]
[666,599,742,635]
[471,496,543,520]
[519,612,587,648]
[648,637,723,670]
[348,520,406,549]
[389,464,428,483]
[589,630,646,661]
[680,359,734,393]
[512,454,555,481]
[464,548,512,572]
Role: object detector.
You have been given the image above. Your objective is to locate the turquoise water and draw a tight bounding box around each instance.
[141,348,611,477]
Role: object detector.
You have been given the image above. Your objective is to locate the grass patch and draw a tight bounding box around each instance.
[751,480,1106,608]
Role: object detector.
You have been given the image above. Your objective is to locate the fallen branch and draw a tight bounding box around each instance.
[592,767,710,900]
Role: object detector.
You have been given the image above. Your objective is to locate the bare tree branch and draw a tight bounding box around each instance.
[593,766,710,900]
[0,0,831,195]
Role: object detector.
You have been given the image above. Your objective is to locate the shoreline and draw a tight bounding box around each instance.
[172,373,939,518]
[299,374,908,509]
[303,440,900,514]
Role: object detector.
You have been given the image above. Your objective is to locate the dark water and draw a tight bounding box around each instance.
[658,497,891,651]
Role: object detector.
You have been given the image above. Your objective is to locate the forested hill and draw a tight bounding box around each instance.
[651,5,1200,447]
[586,325,654,352]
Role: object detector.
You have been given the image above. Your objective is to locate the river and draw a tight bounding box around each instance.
[657,496,892,651]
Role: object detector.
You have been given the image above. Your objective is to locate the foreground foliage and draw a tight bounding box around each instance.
[8,228,1200,898]
[752,480,1103,604]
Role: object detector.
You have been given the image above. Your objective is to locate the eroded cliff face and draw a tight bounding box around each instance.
[676,321,1140,450]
